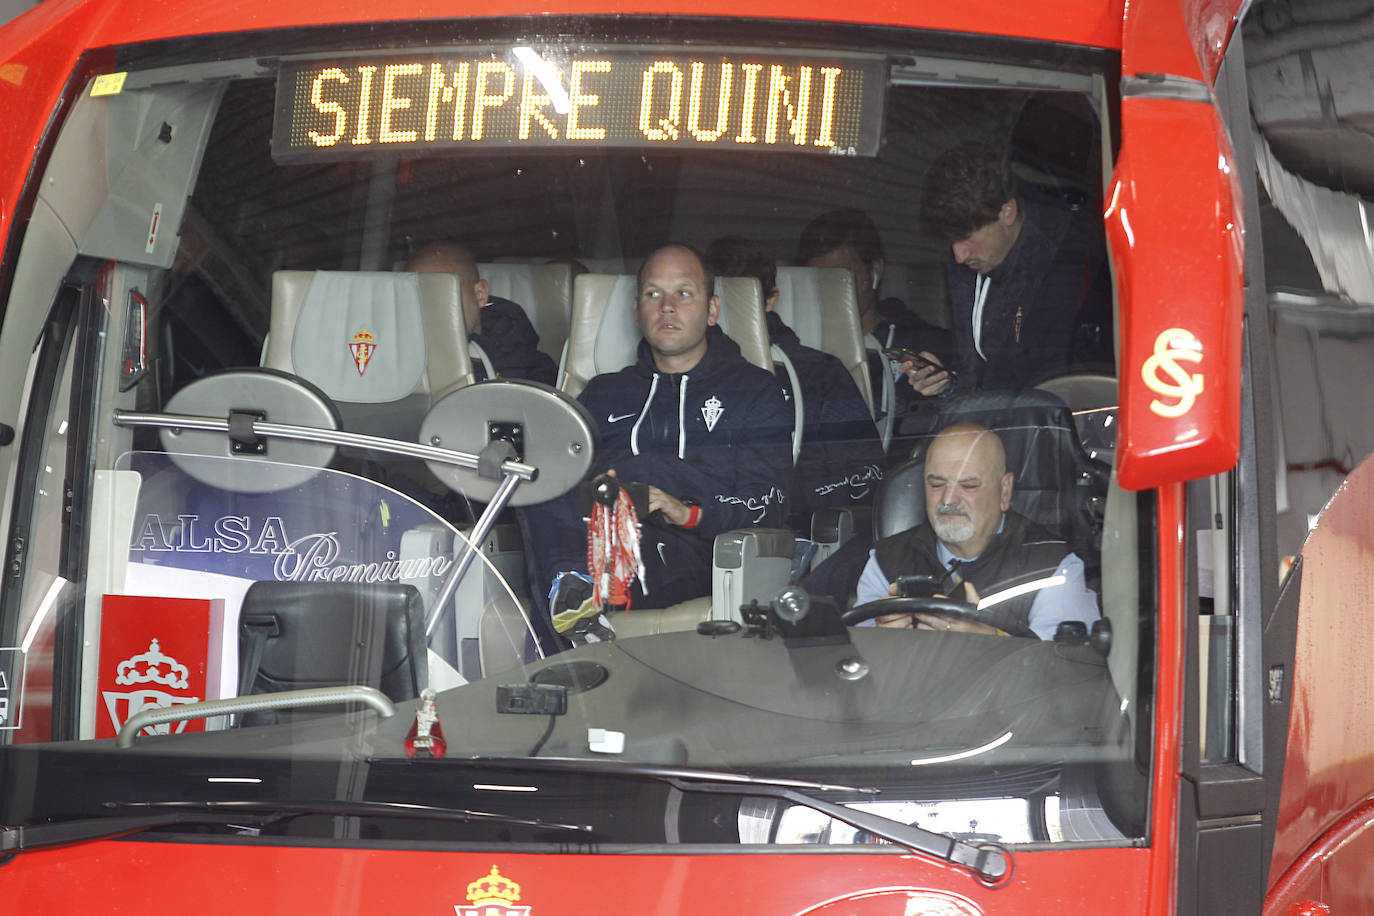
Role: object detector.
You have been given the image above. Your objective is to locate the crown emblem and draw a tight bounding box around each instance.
[701,394,724,432]
[467,866,520,907]
[348,326,378,376]
[115,638,189,689]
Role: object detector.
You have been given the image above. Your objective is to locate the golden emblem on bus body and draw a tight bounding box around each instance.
[348,326,377,376]
[455,865,530,916]
[1141,327,1204,419]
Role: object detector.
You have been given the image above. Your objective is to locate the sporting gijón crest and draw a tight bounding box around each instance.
[455,865,530,916]
[349,326,377,376]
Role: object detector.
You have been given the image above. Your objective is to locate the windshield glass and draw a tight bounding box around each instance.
[0,21,1149,854]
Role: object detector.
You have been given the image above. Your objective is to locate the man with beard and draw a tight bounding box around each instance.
[854,422,1098,639]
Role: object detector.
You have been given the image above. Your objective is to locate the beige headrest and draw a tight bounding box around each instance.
[562,274,639,398]
[267,270,476,401]
[563,274,774,398]
[478,262,572,361]
[773,266,874,416]
[713,276,773,373]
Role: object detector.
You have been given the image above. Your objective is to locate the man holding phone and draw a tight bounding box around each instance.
[854,423,1099,638]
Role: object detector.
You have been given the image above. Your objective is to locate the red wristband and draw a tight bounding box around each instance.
[683,505,701,529]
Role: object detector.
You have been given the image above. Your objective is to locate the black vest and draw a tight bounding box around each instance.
[873,511,1069,635]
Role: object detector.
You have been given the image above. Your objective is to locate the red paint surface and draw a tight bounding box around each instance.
[1146,482,1187,916]
[3,841,1156,915]
[1266,454,1374,914]
[1107,97,1244,490]
[1121,0,1243,83]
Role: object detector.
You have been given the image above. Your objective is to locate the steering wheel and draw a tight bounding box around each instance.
[842,596,1038,639]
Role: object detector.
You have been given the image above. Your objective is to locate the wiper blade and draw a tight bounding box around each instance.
[378,756,1010,885]
[0,798,591,854]
[126,798,590,833]
[374,753,880,795]
[0,810,285,854]
[114,799,593,834]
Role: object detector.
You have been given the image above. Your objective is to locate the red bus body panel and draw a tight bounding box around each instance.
[7,841,1153,915]
[1265,454,1374,915]
[0,2,1283,916]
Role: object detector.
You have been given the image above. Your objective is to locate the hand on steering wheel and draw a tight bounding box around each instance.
[841,596,1036,639]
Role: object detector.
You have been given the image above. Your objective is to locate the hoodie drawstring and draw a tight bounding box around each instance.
[677,374,689,460]
[629,373,659,457]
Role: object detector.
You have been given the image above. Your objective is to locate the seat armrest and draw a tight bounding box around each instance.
[711,528,796,624]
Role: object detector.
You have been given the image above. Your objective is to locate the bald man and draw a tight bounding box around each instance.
[525,244,793,646]
[855,423,1099,638]
[407,243,557,385]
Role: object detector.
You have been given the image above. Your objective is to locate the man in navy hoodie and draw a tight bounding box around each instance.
[525,244,794,644]
[706,236,884,531]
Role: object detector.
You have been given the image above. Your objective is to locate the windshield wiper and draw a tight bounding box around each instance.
[1,798,592,854]
[377,756,1012,886]
[664,775,1012,887]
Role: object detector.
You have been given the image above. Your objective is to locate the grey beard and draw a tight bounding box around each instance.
[933,509,975,544]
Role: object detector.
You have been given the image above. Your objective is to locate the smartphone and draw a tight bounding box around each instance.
[881,347,955,377]
[896,574,942,598]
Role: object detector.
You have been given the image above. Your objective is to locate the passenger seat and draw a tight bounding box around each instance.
[264,270,476,442]
[772,266,876,419]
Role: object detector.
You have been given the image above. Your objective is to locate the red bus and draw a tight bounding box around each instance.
[0,0,1370,912]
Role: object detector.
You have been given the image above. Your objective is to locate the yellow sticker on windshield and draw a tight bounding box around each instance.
[90,72,128,97]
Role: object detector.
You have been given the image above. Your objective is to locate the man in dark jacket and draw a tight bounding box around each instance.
[855,423,1098,639]
[407,242,558,385]
[525,244,794,643]
[706,236,884,530]
[919,146,1112,390]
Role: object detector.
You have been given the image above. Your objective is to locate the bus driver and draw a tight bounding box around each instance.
[856,422,1100,639]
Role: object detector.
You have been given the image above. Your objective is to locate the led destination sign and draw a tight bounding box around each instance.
[273,49,885,158]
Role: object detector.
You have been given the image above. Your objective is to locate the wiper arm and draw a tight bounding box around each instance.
[377,756,1010,885]
[0,798,591,854]
[664,778,1012,888]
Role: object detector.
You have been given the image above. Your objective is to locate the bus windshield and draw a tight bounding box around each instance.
[0,20,1151,855]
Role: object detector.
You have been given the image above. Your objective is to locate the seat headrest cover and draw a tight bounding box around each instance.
[291,271,428,404]
[772,267,827,349]
[592,274,642,373]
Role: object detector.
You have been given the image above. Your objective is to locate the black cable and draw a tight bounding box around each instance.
[528,714,557,757]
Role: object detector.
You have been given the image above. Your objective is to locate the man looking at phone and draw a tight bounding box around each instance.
[523,244,794,645]
[919,146,1112,389]
[854,423,1098,638]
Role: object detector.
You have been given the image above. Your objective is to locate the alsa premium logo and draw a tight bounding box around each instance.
[131,514,453,585]
[456,866,529,916]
